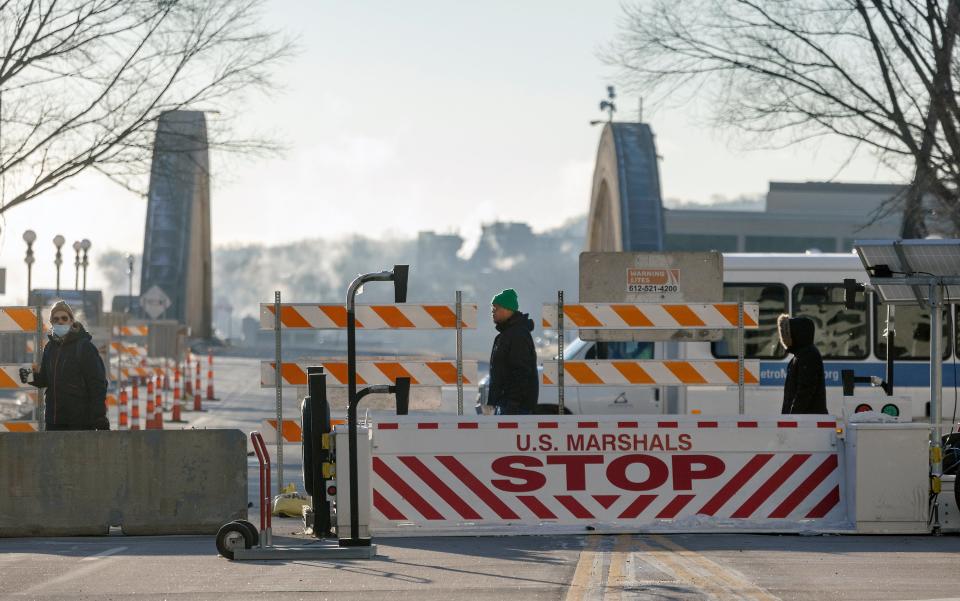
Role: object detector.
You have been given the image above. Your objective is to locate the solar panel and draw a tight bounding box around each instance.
[855,239,960,304]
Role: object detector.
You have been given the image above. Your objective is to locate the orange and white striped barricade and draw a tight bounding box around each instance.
[260,303,478,331]
[260,292,477,496]
[0,307,44,428]
[109,342,148,358]
[145,378,155,429]
[260,418,347,445]
[542,298,760,415]
[541,360,761,387]
[260,360,479,388]
[366,414,846,536]
[1,421,39,432]
[541,302,759,330]
[113,325,149,337]
[122,367,164,381]
[0,365,36,390]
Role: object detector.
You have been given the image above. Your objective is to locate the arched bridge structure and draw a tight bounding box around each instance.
[586,122,665,252]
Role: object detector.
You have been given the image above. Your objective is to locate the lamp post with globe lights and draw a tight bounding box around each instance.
[73,241,82,290]
[53,235,65,296]
[80,239,91,300]
[22,230,36,301]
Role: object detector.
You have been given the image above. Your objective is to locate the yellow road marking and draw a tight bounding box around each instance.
[604,534,631,600]
[564,535,602,601]
[650,535,780,601]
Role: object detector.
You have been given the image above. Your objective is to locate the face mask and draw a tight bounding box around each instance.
[51,323,71,337]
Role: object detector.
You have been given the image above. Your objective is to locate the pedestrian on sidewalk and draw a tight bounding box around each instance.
[21,301,109,430]
[488,289,539,415]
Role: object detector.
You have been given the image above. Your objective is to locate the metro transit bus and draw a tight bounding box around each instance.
[481,252,960,422]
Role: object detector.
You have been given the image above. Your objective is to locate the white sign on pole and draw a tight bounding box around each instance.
[140,285,172,319]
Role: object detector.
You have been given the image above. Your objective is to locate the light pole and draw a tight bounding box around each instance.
[126,254,135,314]
[73,241,82,290]
[80,239,91,304]
[53,235,65,296]
[22,230,36,302]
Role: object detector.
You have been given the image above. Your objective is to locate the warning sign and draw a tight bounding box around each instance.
[627,268,680,294]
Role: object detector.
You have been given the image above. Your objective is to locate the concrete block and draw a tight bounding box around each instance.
[0,430,246,537]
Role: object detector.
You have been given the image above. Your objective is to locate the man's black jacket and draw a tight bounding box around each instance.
[488,312,539,413]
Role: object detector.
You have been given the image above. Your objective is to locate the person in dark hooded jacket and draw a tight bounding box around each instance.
[487,289,539,415]
[777,314,827,414]
[21,301,109,430]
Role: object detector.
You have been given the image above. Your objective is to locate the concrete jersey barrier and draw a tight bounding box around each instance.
[0,430,246,536]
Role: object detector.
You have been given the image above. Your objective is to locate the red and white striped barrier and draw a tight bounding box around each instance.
[260,303,478,330]
[260,360,479,388]
[541,360,760,386]
[541,303,759,330]
[364,415,847,535]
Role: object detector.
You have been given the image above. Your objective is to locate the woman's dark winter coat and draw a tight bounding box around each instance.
[488,311,539,414]
[779,316,828,415]
[32,323,109,430]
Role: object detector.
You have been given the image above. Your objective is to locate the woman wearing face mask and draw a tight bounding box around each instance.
[21,301,109,431]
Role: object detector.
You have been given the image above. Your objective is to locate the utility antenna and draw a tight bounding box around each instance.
[638,97,643,122]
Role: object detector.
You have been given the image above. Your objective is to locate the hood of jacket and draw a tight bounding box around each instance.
[778,315,815,352]
[496,311,534,334]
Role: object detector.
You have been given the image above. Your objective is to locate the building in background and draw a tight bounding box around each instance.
[665,181,903,253]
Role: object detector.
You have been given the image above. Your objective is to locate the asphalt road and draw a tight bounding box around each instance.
[2,357,959,601]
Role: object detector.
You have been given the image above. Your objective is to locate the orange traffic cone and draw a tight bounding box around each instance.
[118,385,129,430]
[205,353,216,401]
[145,378,155,429]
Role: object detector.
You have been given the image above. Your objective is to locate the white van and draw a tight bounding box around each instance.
[478,252,958,421]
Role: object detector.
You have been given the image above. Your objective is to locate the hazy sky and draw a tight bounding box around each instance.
[0,0,900,303]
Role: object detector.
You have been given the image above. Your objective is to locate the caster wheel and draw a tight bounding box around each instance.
[216,521,253,560]
[233,519,260,547]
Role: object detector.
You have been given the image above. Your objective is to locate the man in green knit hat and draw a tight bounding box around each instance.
[488,288,538,415]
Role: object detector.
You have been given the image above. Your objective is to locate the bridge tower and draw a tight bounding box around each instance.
[140,110,213,338]
[585,122,665,252]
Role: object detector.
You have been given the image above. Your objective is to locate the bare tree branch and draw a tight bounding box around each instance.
[0,0,294,214]
[609,0,960,237]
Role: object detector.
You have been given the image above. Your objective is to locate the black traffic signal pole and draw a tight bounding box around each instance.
[343,265,408,547]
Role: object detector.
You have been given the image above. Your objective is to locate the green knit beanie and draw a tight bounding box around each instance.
[491,288,519,312]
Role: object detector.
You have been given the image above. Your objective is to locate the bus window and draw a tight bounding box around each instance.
[792,283,868,359]
[875,303,950,360]
[712,284,788,359]
[586,341,655,360]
